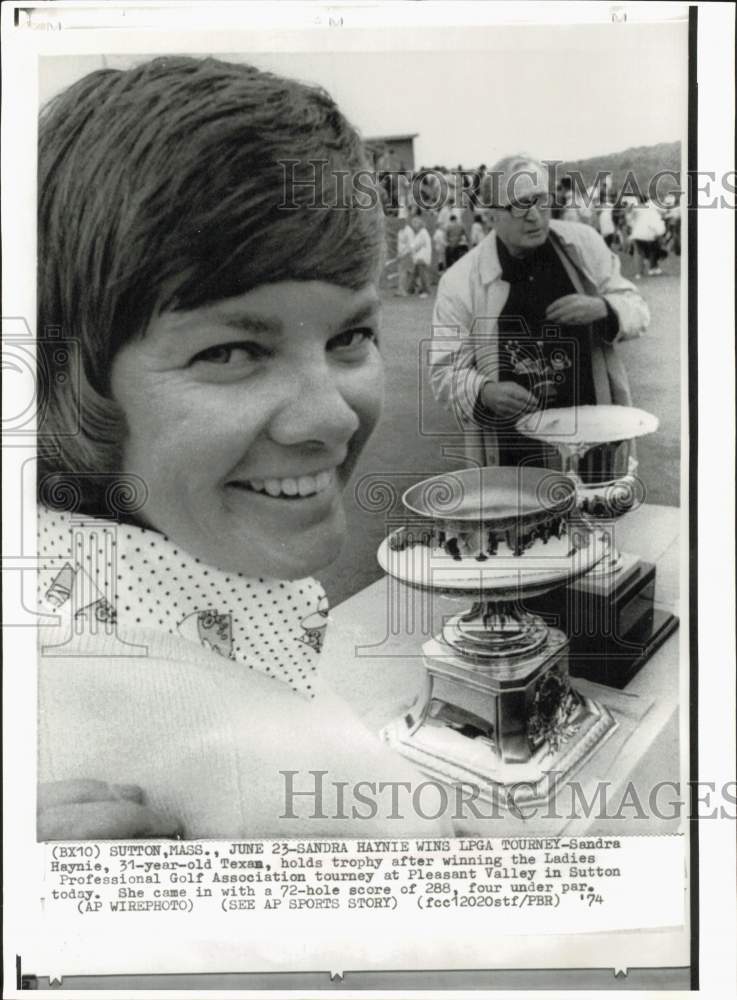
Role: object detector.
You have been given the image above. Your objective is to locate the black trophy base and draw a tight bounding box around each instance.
[527,557,679,689]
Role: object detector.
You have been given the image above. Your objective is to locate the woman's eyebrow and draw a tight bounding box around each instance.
[216,312,283,335]
[338,302,381,329]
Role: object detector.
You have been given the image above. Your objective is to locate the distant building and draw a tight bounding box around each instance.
[364,134,418,173]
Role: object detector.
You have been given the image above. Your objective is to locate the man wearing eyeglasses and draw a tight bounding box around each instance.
[429,155,649,467]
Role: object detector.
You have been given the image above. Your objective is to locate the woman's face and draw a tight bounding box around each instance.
[110,281,384,579]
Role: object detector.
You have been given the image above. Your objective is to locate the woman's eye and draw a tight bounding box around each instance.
[190,343,265,366]
[328,327,378,352]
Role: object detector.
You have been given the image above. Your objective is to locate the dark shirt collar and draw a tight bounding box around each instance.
[497,236,551,283]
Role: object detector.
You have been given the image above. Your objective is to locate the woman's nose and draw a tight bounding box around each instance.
[268,367,360,449]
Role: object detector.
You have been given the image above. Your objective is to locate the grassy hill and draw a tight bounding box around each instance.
[558,141,681,198]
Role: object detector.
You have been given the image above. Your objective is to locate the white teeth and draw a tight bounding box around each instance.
[240,470,335,498]
[297,475,316,497]
[264,478,282,497]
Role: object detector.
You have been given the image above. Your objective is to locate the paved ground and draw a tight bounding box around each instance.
[320,246,682,606]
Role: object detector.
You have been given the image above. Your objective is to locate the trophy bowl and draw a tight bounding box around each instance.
[516,405,658,576]
[377,467,617,805]
[515,404,657,512]
[378,466,606,659]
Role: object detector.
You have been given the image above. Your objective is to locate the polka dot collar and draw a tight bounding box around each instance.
[37,506,326,698]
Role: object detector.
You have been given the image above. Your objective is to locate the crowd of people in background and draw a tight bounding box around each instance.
[383,164,682,296]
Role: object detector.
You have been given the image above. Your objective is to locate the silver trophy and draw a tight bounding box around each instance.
[515,405,679,687]
[377,466,618,808]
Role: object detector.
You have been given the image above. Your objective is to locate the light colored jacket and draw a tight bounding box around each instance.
[397,223,414,258]
[411,227,432,265]
[597,204,615,237]
[430,219,649,466]
[629,203,666,242]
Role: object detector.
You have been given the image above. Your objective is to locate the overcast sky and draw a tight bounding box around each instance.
[40,20,688,166]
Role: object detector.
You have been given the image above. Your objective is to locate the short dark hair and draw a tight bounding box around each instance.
[37,55,383,515]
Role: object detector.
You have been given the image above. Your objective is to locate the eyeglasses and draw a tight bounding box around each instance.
[494,194,550,219]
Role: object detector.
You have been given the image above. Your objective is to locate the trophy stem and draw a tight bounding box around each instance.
[559,450,624,580]
[584,520,623,579]
[442,599,549,660]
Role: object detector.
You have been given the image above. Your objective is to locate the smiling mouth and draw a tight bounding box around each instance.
[228,469,337,500]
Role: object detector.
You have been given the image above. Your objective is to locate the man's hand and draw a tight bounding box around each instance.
[479,381,539,420]
[38,780,182,841]
[545,294,608,325]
